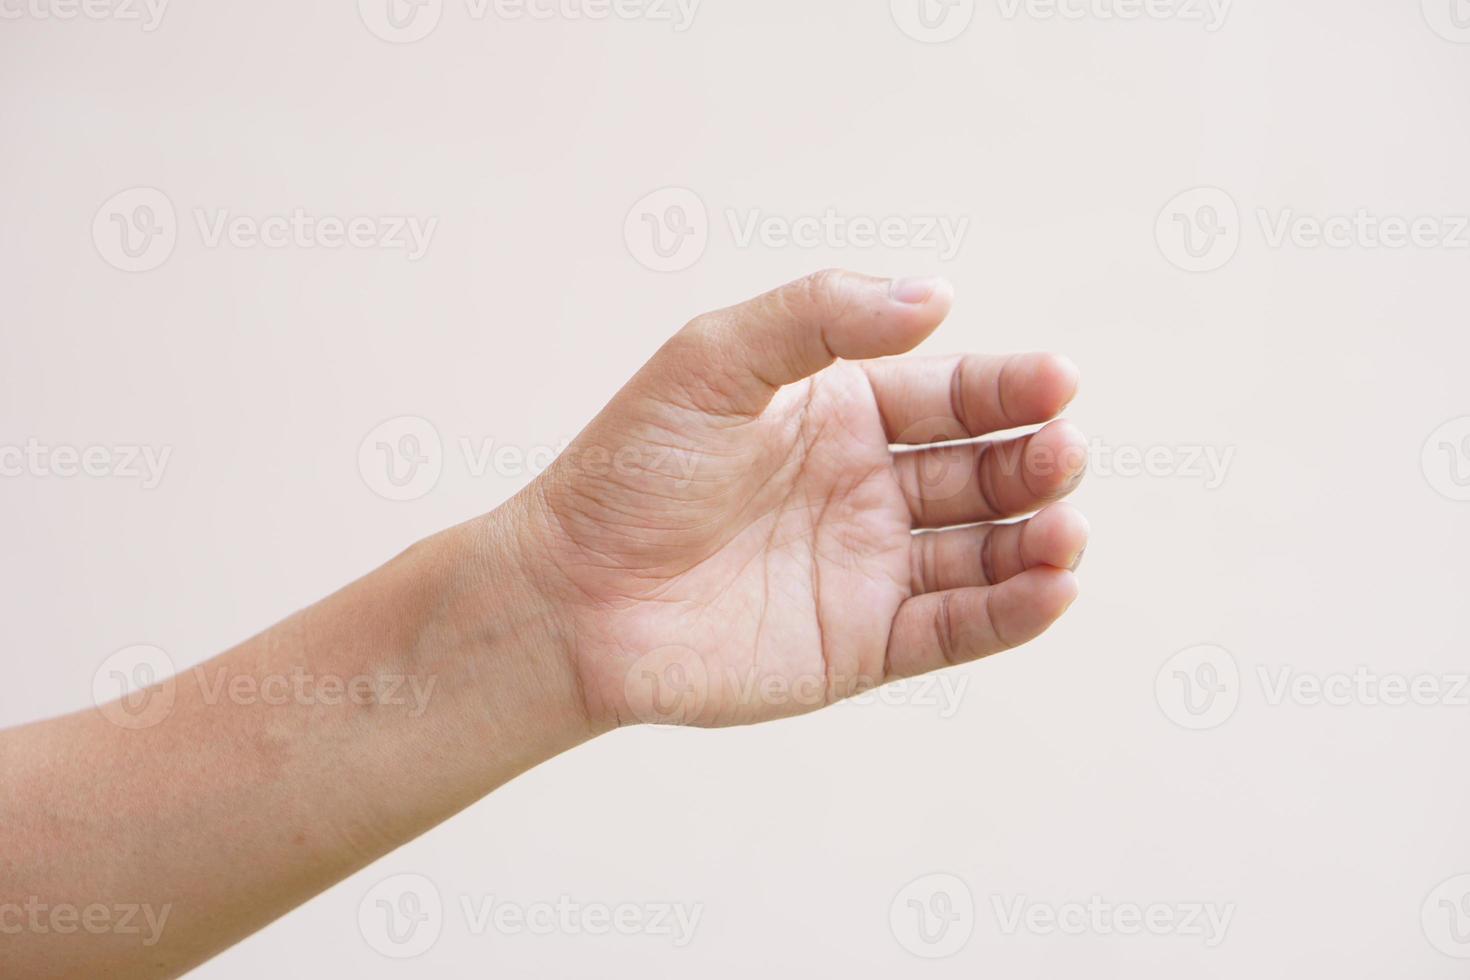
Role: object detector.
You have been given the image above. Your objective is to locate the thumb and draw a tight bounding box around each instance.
[646,269,954,417]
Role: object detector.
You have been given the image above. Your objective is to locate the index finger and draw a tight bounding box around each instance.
[863,352,1080,444]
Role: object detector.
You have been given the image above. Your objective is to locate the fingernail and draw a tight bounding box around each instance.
[890,276,941,304]
[1069,548,1086,572]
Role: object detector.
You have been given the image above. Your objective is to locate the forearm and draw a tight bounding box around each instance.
[0,499,593,978]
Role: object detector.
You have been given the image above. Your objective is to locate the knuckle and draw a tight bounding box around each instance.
[935,591,963,667]
[800,268,852,313]
[668,311,728,363]
[680,310,721,338]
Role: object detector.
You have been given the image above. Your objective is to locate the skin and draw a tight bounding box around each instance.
[0,270,1089,978]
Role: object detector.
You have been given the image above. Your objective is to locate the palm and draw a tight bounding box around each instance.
[527,272,1088,729]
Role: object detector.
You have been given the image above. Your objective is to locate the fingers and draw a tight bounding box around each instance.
[864,352,1080,444]
[650,270,954,417]
[884,566,1079,680]
[894,419,1088,529]
[910,502,1089,595]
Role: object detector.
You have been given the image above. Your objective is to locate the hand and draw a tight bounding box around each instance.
[0,270,1090,979]
[510,270,1089,729]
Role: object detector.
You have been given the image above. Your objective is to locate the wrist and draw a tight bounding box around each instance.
[442,493,602,744]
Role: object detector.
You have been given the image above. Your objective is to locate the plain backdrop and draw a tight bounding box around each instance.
[3,0,1469,976]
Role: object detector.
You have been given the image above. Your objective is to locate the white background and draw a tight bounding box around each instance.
[3,0,1469,976]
